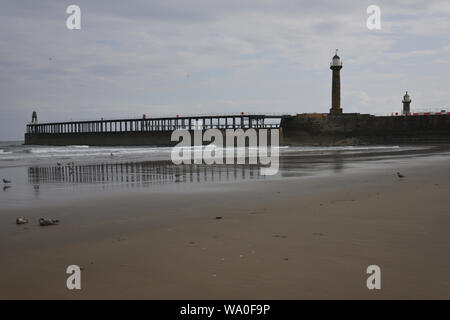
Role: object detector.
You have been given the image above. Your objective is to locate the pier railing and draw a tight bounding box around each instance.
[26,114,285,134]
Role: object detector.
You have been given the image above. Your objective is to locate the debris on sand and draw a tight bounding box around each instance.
[272,234,288,238]
[16,217,29,225]
[215,216,223,220]
[312,232,325,236]
[39,217,60,226]
[397,172,405,178]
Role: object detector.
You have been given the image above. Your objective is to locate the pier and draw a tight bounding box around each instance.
[24,111,450,146]
[26,114,284,134]
[25,114,288,146]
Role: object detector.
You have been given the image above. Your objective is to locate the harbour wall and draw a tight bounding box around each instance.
[24,115,450,146]
[281,114,450,145]
[24,131,175,146]
[24,129,280,146]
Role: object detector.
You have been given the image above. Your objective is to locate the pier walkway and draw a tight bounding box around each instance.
[26,114,288,134]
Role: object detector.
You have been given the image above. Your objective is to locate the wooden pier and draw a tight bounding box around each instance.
[25,114,289,146]
[26,114,284,134]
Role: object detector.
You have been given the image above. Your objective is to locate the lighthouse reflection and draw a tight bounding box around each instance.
[27,161,267,187]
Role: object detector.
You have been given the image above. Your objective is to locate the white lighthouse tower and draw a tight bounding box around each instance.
[402,91,411,115]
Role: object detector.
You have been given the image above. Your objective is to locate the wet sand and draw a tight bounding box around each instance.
[0,157,450,299]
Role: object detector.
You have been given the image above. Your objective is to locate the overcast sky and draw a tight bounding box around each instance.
[1,0,450,140]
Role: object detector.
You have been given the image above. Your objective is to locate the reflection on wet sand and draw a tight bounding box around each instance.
[28,161,266,187]
[333,152,344,172]
[25,146,434,190]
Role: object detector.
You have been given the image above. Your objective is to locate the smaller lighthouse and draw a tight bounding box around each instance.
[330,49,343,115]
[402,91,411,115]
[31,111,38,124]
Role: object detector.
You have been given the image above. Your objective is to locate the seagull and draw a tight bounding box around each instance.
[397,172,405,178]
[16,217,29,225]
[2,178,11,184]
[39,217,59,226]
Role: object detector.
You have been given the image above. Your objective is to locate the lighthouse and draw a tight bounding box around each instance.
[330,49,343,115]
[402,91,411,115]
[31,111,38,124]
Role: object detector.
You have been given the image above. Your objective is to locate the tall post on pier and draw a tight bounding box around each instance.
[329,49,343,115]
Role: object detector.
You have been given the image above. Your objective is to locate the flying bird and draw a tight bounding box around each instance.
[2,178,11,184]
[397,172,405,178]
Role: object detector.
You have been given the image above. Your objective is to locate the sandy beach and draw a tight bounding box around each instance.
[1,149,449,299]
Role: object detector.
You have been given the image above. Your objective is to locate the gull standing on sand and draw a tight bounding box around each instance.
[16,217,29,225]
[39,218,59,226]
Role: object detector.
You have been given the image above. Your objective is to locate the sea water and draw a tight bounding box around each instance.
[0,141,447,210]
